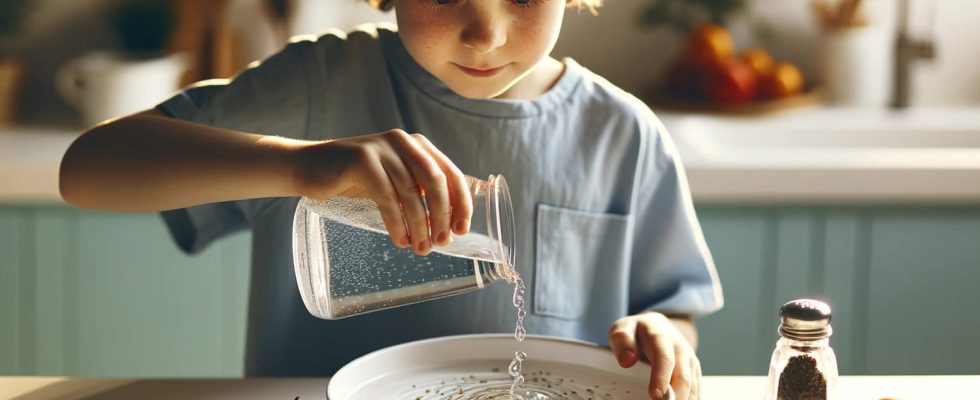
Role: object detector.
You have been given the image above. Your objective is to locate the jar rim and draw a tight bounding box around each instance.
[487,174,516,271]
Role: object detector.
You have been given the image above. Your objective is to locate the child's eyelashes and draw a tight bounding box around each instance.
[416,0,457,9]
[511,0,542,7]
[417,0,545,9]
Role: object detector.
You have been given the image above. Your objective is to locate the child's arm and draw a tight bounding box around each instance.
[60,110,471,255]
[60,110,300,212]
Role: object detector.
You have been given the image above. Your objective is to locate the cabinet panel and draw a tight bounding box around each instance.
[865,210,980,374]
[2,206,252,377]
[7,204,980,376]
[697,208,868,375]
[821,211,866,374]
[696,208,773,374]
[33,208,79,375]
[773,210,819,305]
[0,208,27,374]
[219,233,251,376]
[74,211,234,377]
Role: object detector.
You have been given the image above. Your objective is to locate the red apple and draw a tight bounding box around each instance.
[702,59,758,104]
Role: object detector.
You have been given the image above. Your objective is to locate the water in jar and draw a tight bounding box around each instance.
[293,196,514,319]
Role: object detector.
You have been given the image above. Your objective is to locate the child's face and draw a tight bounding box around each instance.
[394,0,565,99]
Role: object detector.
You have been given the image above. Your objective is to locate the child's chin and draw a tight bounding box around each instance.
[444,81,510,100]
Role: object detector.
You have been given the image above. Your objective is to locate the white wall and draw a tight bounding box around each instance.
[912,0,980,105]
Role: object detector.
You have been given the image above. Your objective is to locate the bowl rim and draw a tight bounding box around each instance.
[328,333,650,399]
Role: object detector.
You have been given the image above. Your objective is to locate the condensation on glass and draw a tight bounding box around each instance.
[292,175,516,319]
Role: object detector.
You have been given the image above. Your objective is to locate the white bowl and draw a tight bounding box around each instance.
[328,333,653,399]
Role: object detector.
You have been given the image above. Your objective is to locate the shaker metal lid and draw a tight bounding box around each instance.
[778,299,833,341]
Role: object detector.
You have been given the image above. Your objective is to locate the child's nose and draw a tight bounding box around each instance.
[460,16,507,54]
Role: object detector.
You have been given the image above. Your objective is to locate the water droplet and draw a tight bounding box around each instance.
[509,375,525,398]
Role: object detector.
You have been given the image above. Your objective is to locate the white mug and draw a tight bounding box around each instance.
[820,25,893,107]
[56,52,187,127]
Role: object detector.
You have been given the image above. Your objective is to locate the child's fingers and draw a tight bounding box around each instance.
[636,324,675,400]
[394,133,453,247]
[410,134,472,236]
[688,357,701,400]
[669,345,695,400]
[377,142,433,255]
[356,157,411,249]
[607,318,639,368]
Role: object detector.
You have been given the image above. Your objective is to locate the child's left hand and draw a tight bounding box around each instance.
[608,312,701,400]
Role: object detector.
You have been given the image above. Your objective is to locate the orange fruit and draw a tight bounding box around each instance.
[684,23,734,67]
[740,47,775,79]
[760,62,804,99]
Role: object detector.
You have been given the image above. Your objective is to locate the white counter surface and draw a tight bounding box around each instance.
[0,125,79,205]
[4,107,980,205]
[2,375,978,399]
[659,107,980,204]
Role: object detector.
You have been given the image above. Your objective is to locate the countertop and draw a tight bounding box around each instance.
[4,107,980,205]
[2,376,978,399]
[0,125,79,204]
[657,107,980,204]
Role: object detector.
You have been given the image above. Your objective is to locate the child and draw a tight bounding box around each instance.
[60,1,722,399]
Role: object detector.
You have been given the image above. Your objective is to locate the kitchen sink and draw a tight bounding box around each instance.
[659,107,980,203]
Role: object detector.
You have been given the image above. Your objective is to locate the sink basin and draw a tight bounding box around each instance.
[661,108,980,203]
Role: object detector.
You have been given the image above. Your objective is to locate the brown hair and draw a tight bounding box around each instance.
[366,0,603,14]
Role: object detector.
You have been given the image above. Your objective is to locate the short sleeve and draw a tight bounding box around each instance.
[161,202,247,254]
[155,39,313,254]
[628,114,724,318]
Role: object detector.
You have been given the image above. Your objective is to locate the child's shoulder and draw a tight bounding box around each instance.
[260,23,398,90]
[565,59,660,130]
[283,22,396,60]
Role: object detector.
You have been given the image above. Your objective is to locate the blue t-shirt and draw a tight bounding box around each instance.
[157,24,723,376]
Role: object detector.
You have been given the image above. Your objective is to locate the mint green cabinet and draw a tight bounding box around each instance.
[1,208,30,374]
[691,208,772,374]
[863,212,980,374]
[2,205,979,377]
[0,206,250,377]
[696,207,980,375]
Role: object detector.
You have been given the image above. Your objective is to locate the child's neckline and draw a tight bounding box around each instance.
[493,57,567,101]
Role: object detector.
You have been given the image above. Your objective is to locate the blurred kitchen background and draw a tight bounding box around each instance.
[2,0,979,378]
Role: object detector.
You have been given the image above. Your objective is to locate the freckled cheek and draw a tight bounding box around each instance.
[402,18,457,62]
[511,17,558,63]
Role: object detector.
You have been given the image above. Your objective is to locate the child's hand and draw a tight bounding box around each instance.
[293,129,471,256]
[608,312,701,400]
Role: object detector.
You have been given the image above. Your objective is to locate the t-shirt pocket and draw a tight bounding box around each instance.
[534,203,630,320]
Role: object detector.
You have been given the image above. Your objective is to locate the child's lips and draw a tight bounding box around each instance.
[454,62,509,77]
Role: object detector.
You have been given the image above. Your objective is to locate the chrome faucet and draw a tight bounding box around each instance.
[891,0,937,108]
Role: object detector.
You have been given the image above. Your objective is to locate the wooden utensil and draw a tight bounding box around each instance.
[812,0,868,30]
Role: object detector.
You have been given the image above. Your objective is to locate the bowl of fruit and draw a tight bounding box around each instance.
[648,23,823,115]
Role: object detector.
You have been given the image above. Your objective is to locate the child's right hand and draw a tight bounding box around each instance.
[292,129,472,256]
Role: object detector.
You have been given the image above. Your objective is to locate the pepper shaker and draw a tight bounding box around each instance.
[764,299,839,400]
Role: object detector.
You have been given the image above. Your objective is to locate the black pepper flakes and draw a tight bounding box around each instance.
[777,355,827,400]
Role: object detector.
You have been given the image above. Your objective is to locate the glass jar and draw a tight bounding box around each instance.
[292,174,516,319]
[764,299,839,400]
